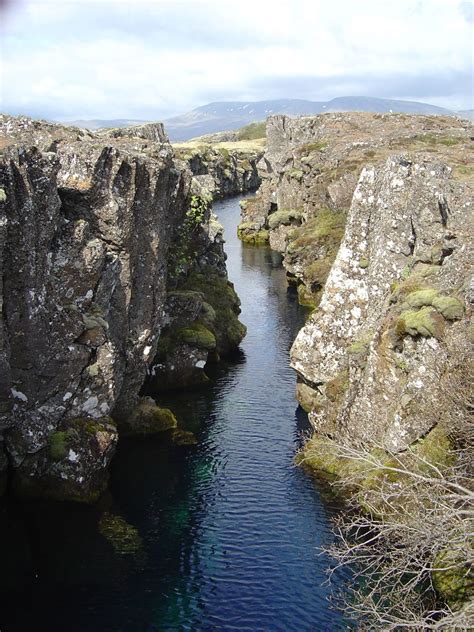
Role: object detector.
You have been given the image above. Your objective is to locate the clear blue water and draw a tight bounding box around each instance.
[0,195,349,631]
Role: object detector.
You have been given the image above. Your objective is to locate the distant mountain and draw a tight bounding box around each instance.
[61,97,466,141]
[163,97,455,141]
[64,118,148,130]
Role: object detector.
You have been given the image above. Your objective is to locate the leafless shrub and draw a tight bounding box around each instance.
[315,341,474,629]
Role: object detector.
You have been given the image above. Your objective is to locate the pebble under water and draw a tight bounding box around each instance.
[0,195,349,631]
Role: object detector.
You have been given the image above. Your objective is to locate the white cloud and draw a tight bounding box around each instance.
[1,0,472,120]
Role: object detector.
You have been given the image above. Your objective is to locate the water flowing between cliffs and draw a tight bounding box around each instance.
[0,195,348,631]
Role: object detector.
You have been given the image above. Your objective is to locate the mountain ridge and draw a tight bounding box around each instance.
[61,96,469,141]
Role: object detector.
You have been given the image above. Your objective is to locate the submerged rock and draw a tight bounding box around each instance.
[118,397,177,438]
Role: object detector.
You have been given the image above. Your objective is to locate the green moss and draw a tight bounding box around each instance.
[287,168,304,181]
[347,341,368,355]
[401,264,411,280]
[396,307,445,339]
[86,363,99,377]
[287,208,345,252]
[296,435,388,484]
[359,258,369,269]
[432,549,474,606]
[237,226,269,244]
[175,323,216,350]
[432,295,464,320]
[218,147,230,160]
[268,209,303,230]
[297,283,319,308]
[298,140,328,154]
[121,398,178,437]
[49,431,69,461]
[298,424,455,494]
[404,288,439,308]
[179,271,246,355]
[171,429,198,446]
[413,425,455,469]
[99,512,143,554]
[325,369,349,403]
[390,274,431,303]
[237,121,266,140]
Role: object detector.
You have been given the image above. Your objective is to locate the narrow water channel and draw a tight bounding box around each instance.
[0,195,347,631]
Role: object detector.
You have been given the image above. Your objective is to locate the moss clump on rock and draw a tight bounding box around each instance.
[396,307,445,339]
[237,224,269,244]
[404,288,439,308]
[179,271,246,354]
[296,434,387,484]
[171,429,198,446]
[120,397,178,437]
[49,431,69,461]
[297,424,454,492]
[286,208,346,306]
[297,283,319,308]
[432,549,474,607]
[267,209,303,231]
[432,295,464,320]
[99,512,143,554]
[175,323,216,350]
[298,140,328,154]
[287,168,304,181]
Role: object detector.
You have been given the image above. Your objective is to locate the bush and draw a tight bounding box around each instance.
[237,121,266,140]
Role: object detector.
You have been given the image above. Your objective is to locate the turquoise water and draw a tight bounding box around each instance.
[0,195,348,631]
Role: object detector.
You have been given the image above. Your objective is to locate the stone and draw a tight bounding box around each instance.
[118,397,177,437]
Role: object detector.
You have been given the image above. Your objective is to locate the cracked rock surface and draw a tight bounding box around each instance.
[0,115,245,501]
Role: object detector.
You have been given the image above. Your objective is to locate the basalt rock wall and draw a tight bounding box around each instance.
[239,112,473,306]
[0,115,245,501]
[174,144,262,199]
[291,155,473,451]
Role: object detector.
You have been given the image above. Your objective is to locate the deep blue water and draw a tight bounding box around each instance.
[0,195,348,631]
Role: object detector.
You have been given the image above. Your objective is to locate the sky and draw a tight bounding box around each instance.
[0,0,473,121]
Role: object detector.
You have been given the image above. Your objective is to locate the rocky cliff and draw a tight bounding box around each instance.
[291,155,472,451]
[239,112,473,305]
[240,111,472,455]
[0,115,245,501]
[173,142,262,199]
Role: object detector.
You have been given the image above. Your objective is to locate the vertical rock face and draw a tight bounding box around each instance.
[0,115,245,501]
[239,112,472,306]
[173,145,262,199]
[291,155,473,451]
